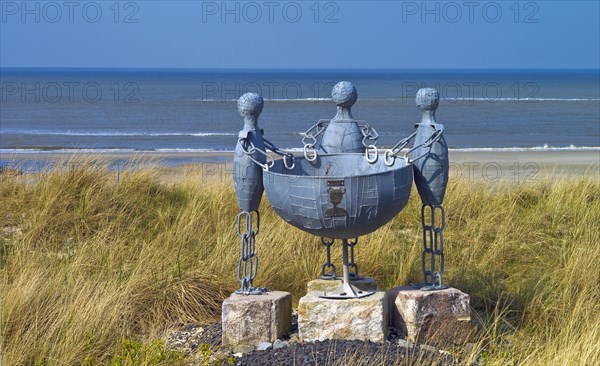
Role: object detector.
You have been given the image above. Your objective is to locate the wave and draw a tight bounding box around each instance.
[191,97,600,103]
[1,130,236,137]
[441,97,600,102]
[449,145,600,152]
[2,145,598,155]
[282,145,600,152]
[0,148,139,153]
[192,97,599,103]
[153,148,233,152]
[191,98,331,102]
[0,148,232,154]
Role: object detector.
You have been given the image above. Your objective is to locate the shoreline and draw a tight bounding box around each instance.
[1,150,598,182]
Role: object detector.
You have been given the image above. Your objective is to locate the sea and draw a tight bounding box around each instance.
[1,68,599,166]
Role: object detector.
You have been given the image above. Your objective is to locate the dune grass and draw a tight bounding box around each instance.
[1,158,599,365]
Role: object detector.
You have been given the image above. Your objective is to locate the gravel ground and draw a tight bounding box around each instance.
[165,314,458,365]
[221,340,452,366]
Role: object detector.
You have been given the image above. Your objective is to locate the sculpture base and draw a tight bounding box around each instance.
[298,291,388,342]
[388,286,474,345]
[307,277,378,293]
[320,282,375,299]
[222,291,292,351]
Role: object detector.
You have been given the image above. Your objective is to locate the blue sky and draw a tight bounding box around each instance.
[1,1,599,69]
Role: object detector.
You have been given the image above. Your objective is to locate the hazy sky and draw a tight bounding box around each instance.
[1,1,599,69]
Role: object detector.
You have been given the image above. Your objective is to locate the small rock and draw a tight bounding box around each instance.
[256,342,273,351]
[163,324,207,354]
[233,353,243,358]
[420,344,439,353]
[388,326,403,341]
[232,344,254,354]
[397,339,414,349]
[210,349,230,363]
[288,334,299,343]
[273,339,289,349]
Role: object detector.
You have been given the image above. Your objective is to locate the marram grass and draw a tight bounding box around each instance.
[1,159,598,365]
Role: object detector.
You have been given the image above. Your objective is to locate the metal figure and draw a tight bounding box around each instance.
[233,93,267,295]
[318,81,365,154]
[411,88,449,291]
[234,93,266,212]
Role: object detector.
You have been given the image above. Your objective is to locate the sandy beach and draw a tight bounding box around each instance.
[2,150,598,184]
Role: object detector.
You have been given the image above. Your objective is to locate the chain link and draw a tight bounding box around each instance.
[419,204,446,290]
[406,129,443,163]
[384,128,444,166]
[384,131,417,166]
[263,137,295,170]
[358,120,380,164]
[347,237,360,280]
[240,139,274,171]
[235,210,265,295]
[320,237,337,280]
[357,121,379,148]
[302,119,329,162]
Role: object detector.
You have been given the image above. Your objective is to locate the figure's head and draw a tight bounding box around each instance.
[331,81,358,108]
[237,93,264,118]
[416,88,439,112]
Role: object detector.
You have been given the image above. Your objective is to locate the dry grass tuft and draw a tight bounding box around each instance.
[1,158,599,365]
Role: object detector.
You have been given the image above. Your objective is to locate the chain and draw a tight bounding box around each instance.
[357,121,379,148]
[235,211,266,295]
[262,137,295,170]
[407,129,444,163]
[357,122,380,163]
[240,139,274,171]
[384,128,444,166]
[384,131,417,166]
[302,119,329,162]
[320,237,337,280]
[347,237,361,280]
[420,204,446,291]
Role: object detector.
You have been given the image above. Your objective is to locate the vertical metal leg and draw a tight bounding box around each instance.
[235,210,266,295]
[415,204,447,291]
[320,239,375,299]
[321,237,337,280]
[347,237,361,280]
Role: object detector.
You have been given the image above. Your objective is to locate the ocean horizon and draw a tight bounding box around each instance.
[1,68,599,157]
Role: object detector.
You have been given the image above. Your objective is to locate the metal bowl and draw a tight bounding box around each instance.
[263,153,413,239]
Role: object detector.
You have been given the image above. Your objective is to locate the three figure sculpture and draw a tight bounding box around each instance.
[232,82,449,298]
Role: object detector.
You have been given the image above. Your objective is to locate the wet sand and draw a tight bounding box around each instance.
[448,150,599,183]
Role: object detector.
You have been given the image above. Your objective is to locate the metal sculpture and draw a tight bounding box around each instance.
[232,93,266,295]
[231,83,450,299]
[411,88,449,290]
[232,93,294,295]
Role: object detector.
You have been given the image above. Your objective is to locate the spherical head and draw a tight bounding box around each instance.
[331,81,358,108]
[416,88,439,111]
[237,93,264,117]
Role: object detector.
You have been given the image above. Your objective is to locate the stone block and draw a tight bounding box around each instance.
[306,277,378,293]
[222,291,292,350]
[388,286,474,345]
[298,291,388,343]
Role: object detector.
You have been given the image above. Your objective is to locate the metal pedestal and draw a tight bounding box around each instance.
[320,239,375,299]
